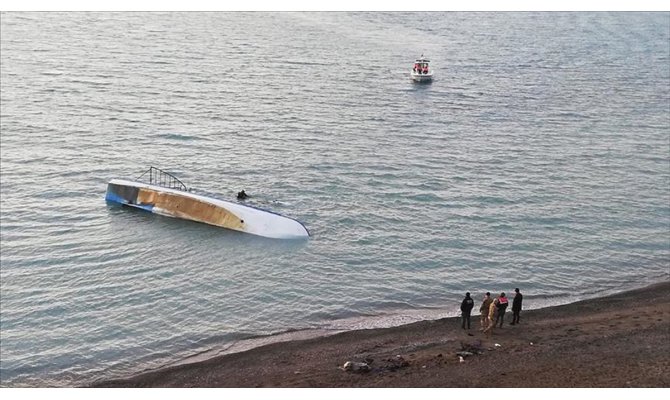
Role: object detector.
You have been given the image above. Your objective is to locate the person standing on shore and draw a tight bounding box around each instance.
[511,288,523,325]
[495,292,509,328]
[460,292,475,329]
[479,292,493,331]
[483,298,498,338]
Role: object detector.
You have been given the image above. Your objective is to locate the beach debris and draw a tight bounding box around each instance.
[530,342,534,346]
[342,361,371,373]
[494,343,502,347]
[457,340,483,361]
[378,355,410,372]
[460,340,484,355]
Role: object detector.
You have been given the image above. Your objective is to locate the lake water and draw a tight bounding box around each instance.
[1,12,668,387]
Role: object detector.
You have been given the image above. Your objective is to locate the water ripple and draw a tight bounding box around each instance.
[1,11,669,387]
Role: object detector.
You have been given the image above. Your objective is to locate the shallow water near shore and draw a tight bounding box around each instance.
[1,12,669,387]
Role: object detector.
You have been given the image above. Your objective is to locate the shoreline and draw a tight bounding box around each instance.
[131,278,670,369]
[92,280,670,387]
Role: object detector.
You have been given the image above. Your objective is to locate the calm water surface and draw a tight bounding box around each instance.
[1,12,669,387]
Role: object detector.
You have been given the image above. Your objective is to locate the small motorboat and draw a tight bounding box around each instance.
[410,55,433,82]
[105,167,310,239]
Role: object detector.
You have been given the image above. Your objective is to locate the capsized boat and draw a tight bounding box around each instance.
[410,55,433,82]
[105,167,310,239]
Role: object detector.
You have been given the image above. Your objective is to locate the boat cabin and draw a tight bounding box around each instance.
[413,57,430,74]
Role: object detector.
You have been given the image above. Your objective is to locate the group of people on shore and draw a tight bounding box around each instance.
[459,288,523,337]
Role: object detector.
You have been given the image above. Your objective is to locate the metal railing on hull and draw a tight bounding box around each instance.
[136,166,189,191]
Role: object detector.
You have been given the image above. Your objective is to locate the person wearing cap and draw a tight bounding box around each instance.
[460,292,475,329]
[479,292,493,331]
[511,288,523,325]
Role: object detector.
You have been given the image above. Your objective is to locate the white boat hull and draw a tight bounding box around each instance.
[106,179,309,239]
[411,71,433,82]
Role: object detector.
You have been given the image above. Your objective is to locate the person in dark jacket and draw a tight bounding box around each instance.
[511,288,523,325]
[495,292,509,328]
[460,292,475,329]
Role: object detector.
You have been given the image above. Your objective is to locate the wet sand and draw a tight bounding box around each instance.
[93,281,670,388]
